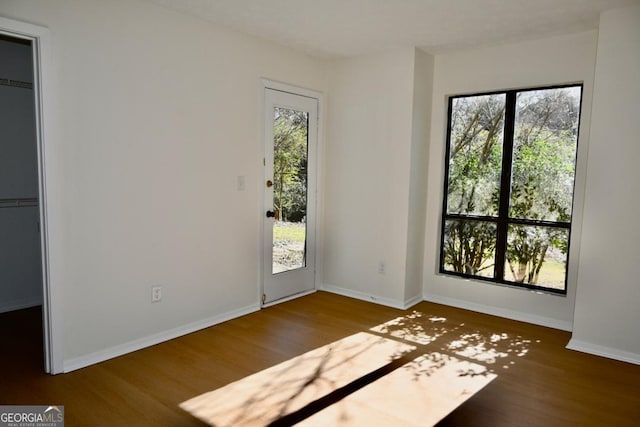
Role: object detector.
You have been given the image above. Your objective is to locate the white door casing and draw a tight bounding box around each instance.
[0,16,61,373]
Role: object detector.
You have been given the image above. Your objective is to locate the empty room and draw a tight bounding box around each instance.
[1,0,639,426]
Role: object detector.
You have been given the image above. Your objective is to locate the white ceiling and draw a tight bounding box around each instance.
[147,0,639,58]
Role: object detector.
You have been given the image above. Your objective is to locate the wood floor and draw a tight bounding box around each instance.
[1,291,639,426]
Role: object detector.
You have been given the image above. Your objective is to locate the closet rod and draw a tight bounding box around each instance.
[0,78,33,90]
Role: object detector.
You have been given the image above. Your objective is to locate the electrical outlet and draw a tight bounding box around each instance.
[378,261,385,274]
[151,286,162,303]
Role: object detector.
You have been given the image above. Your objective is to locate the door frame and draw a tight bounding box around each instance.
[0,16,63,374]
[259,79,324,308]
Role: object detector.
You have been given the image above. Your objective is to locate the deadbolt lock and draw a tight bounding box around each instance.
[266,180,273,188]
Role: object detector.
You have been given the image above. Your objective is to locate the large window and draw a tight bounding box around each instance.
[440,85,582,294]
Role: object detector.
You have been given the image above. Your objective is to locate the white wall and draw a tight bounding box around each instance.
[322,48,422,308]
[0,0,327,369]
[423,31,598,330]
[404,49,433,305]
[569,6,640,364]
[0,37,42,313]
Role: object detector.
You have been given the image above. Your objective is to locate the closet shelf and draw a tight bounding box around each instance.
[0,198,38,208]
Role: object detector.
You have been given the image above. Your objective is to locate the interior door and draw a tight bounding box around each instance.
[262,88,318,305]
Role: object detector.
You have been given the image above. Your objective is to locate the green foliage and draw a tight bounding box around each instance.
[505,89,578,283]
[444,87,581,288]
[447,94,505,216]
[444,220,496,276]
[505,226,567,285]
[444,94,505,277]
[510,90,577,224]
[273,108,308,222]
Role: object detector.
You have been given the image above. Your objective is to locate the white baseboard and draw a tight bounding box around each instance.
[404,294,423,309]
[63,303,260,373]
[423,293,573,331]
[566,339,640,365]
[321,283,412,310]
[0,296,42,314]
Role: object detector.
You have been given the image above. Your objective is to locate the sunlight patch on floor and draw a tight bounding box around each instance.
[369,311,450,345]
[181,310,538,426]
[180,332,414,426]
[300,352,494,427]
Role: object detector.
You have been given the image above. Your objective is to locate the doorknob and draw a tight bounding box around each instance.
[266,180,273,188]
[266,210,275,218]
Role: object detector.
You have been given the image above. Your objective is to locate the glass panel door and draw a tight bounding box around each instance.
[262,87,318,305]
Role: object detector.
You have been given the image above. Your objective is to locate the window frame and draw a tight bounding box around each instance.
[439,84,584,295]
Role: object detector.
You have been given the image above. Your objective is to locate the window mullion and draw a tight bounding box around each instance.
[495,91,517,281]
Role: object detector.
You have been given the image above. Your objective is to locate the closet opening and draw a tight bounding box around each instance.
[0,33,46,373]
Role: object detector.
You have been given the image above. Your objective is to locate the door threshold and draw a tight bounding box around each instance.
[262,289,316,308]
